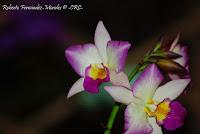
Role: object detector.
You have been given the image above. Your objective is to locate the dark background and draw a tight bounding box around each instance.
[0,0,200,134]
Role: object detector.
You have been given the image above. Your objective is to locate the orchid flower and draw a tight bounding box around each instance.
[65,21,131,98]
[105,64,190,134]
[169,35,190,79]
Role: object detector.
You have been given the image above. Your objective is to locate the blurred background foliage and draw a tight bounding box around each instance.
[0,0,200,134]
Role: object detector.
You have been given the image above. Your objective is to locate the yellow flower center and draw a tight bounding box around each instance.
[88,64,108,80]
[144,99,171,123]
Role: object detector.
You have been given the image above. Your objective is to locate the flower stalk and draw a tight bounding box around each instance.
[104,104,120,134]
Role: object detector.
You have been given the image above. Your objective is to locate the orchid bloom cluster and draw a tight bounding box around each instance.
[65,21,191,134]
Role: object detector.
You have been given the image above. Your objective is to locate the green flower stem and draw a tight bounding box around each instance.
[104,64,142,134]
[128,64,142,80]
[104,104,120,134]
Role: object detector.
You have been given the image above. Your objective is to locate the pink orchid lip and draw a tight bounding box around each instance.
[163,101,187,130]
[83,64,110,93]
[152,99,187,130]
[145,98,187,131]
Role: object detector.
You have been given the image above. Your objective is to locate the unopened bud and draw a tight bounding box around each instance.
[156,59,187,74]
[151,51,182,59]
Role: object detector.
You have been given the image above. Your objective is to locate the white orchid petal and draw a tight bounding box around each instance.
[94,21,111,64]
[132,64,164,101]
[153,79,191,102]
[67,78,84,98]
[107,41,131,72]
[110,71,131,89]
[104,86,133,105]
[148,117,163,134]
[124,103,152,134]
[170,34,180,51]
[65,44,102,76]
[173,44,188,67]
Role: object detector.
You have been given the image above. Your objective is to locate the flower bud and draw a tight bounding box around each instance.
[156,59,187,75]
[151,51,182,59]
